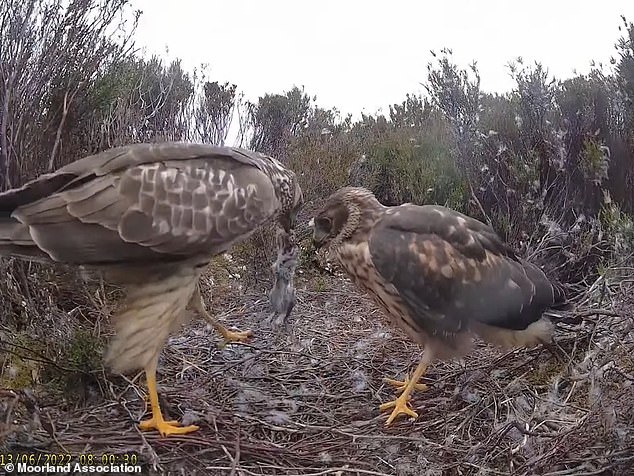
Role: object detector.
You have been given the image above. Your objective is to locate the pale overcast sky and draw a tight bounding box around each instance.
[132,0,633,119]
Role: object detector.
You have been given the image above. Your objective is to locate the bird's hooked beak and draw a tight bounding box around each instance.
[308,217,329,249]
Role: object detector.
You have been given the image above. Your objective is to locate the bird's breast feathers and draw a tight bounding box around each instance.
[335,241,373,283]
[335,241,411,330]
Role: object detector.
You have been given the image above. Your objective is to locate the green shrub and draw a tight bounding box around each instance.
[350,128,468,209]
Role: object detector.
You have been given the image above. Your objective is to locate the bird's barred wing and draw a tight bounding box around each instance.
[367,204,558,335]
[1,143,279,264]
[0,143,263,209]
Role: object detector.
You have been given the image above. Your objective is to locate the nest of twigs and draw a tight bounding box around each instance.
[1,268,634,475]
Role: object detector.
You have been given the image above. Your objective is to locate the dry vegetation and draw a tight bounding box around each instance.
[2,269,633,475]
[1,1,634,475]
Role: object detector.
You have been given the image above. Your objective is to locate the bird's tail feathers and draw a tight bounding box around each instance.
[544,280,582,325]
[0,217,52,262]
[476,318,555,349]
[550,279,573,311]
[0,218,32,244]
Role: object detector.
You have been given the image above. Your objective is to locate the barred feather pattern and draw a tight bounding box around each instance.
[104,265,200,373]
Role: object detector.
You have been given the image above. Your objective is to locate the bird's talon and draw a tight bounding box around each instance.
[383,376,429,393]
[219,329,253,348]
[139,417,199,437]
[380,395,419,425]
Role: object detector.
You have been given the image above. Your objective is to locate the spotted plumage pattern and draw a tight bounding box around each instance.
[311,186,569,425]
[0,142,303,436]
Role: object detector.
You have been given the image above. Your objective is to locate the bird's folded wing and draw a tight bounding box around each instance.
[1,143,278,264]
[0,143,262,210]
[367,205,557,334]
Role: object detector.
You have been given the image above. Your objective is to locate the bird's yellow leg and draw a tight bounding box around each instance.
[190,285,252,348]
[380,355,431,426]
[208,318,253,348]
[139,360,199,437]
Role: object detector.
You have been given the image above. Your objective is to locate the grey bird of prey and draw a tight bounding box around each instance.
[311,187,569,426]
[0,142,303,437]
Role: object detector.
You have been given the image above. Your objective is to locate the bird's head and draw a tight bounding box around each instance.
[255,152,303,234]
[277,178,304,234]
[310,186,382,249]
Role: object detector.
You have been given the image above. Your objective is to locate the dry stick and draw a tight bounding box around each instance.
[45,410,70,454]
[468,180,493,227]
[0,390,18,443]
[48,83,82,171]
[228,428,241,476]
[573,309,621,318]
[0,340,81,374]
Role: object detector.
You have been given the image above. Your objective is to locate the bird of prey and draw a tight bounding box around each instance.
[310,187,568,425]
[0,142,303,436]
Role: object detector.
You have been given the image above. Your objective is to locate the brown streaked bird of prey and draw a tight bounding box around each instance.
[0,142,303,437]
[310,187,569,426]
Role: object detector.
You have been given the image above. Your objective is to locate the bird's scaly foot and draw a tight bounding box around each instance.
[190,286,253,348]
[141,364,200,437]
[380,361,430,426]
[383,376,429,394]
[218,328,253,348]
[380,393,419,426]
[139,416,199,437]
